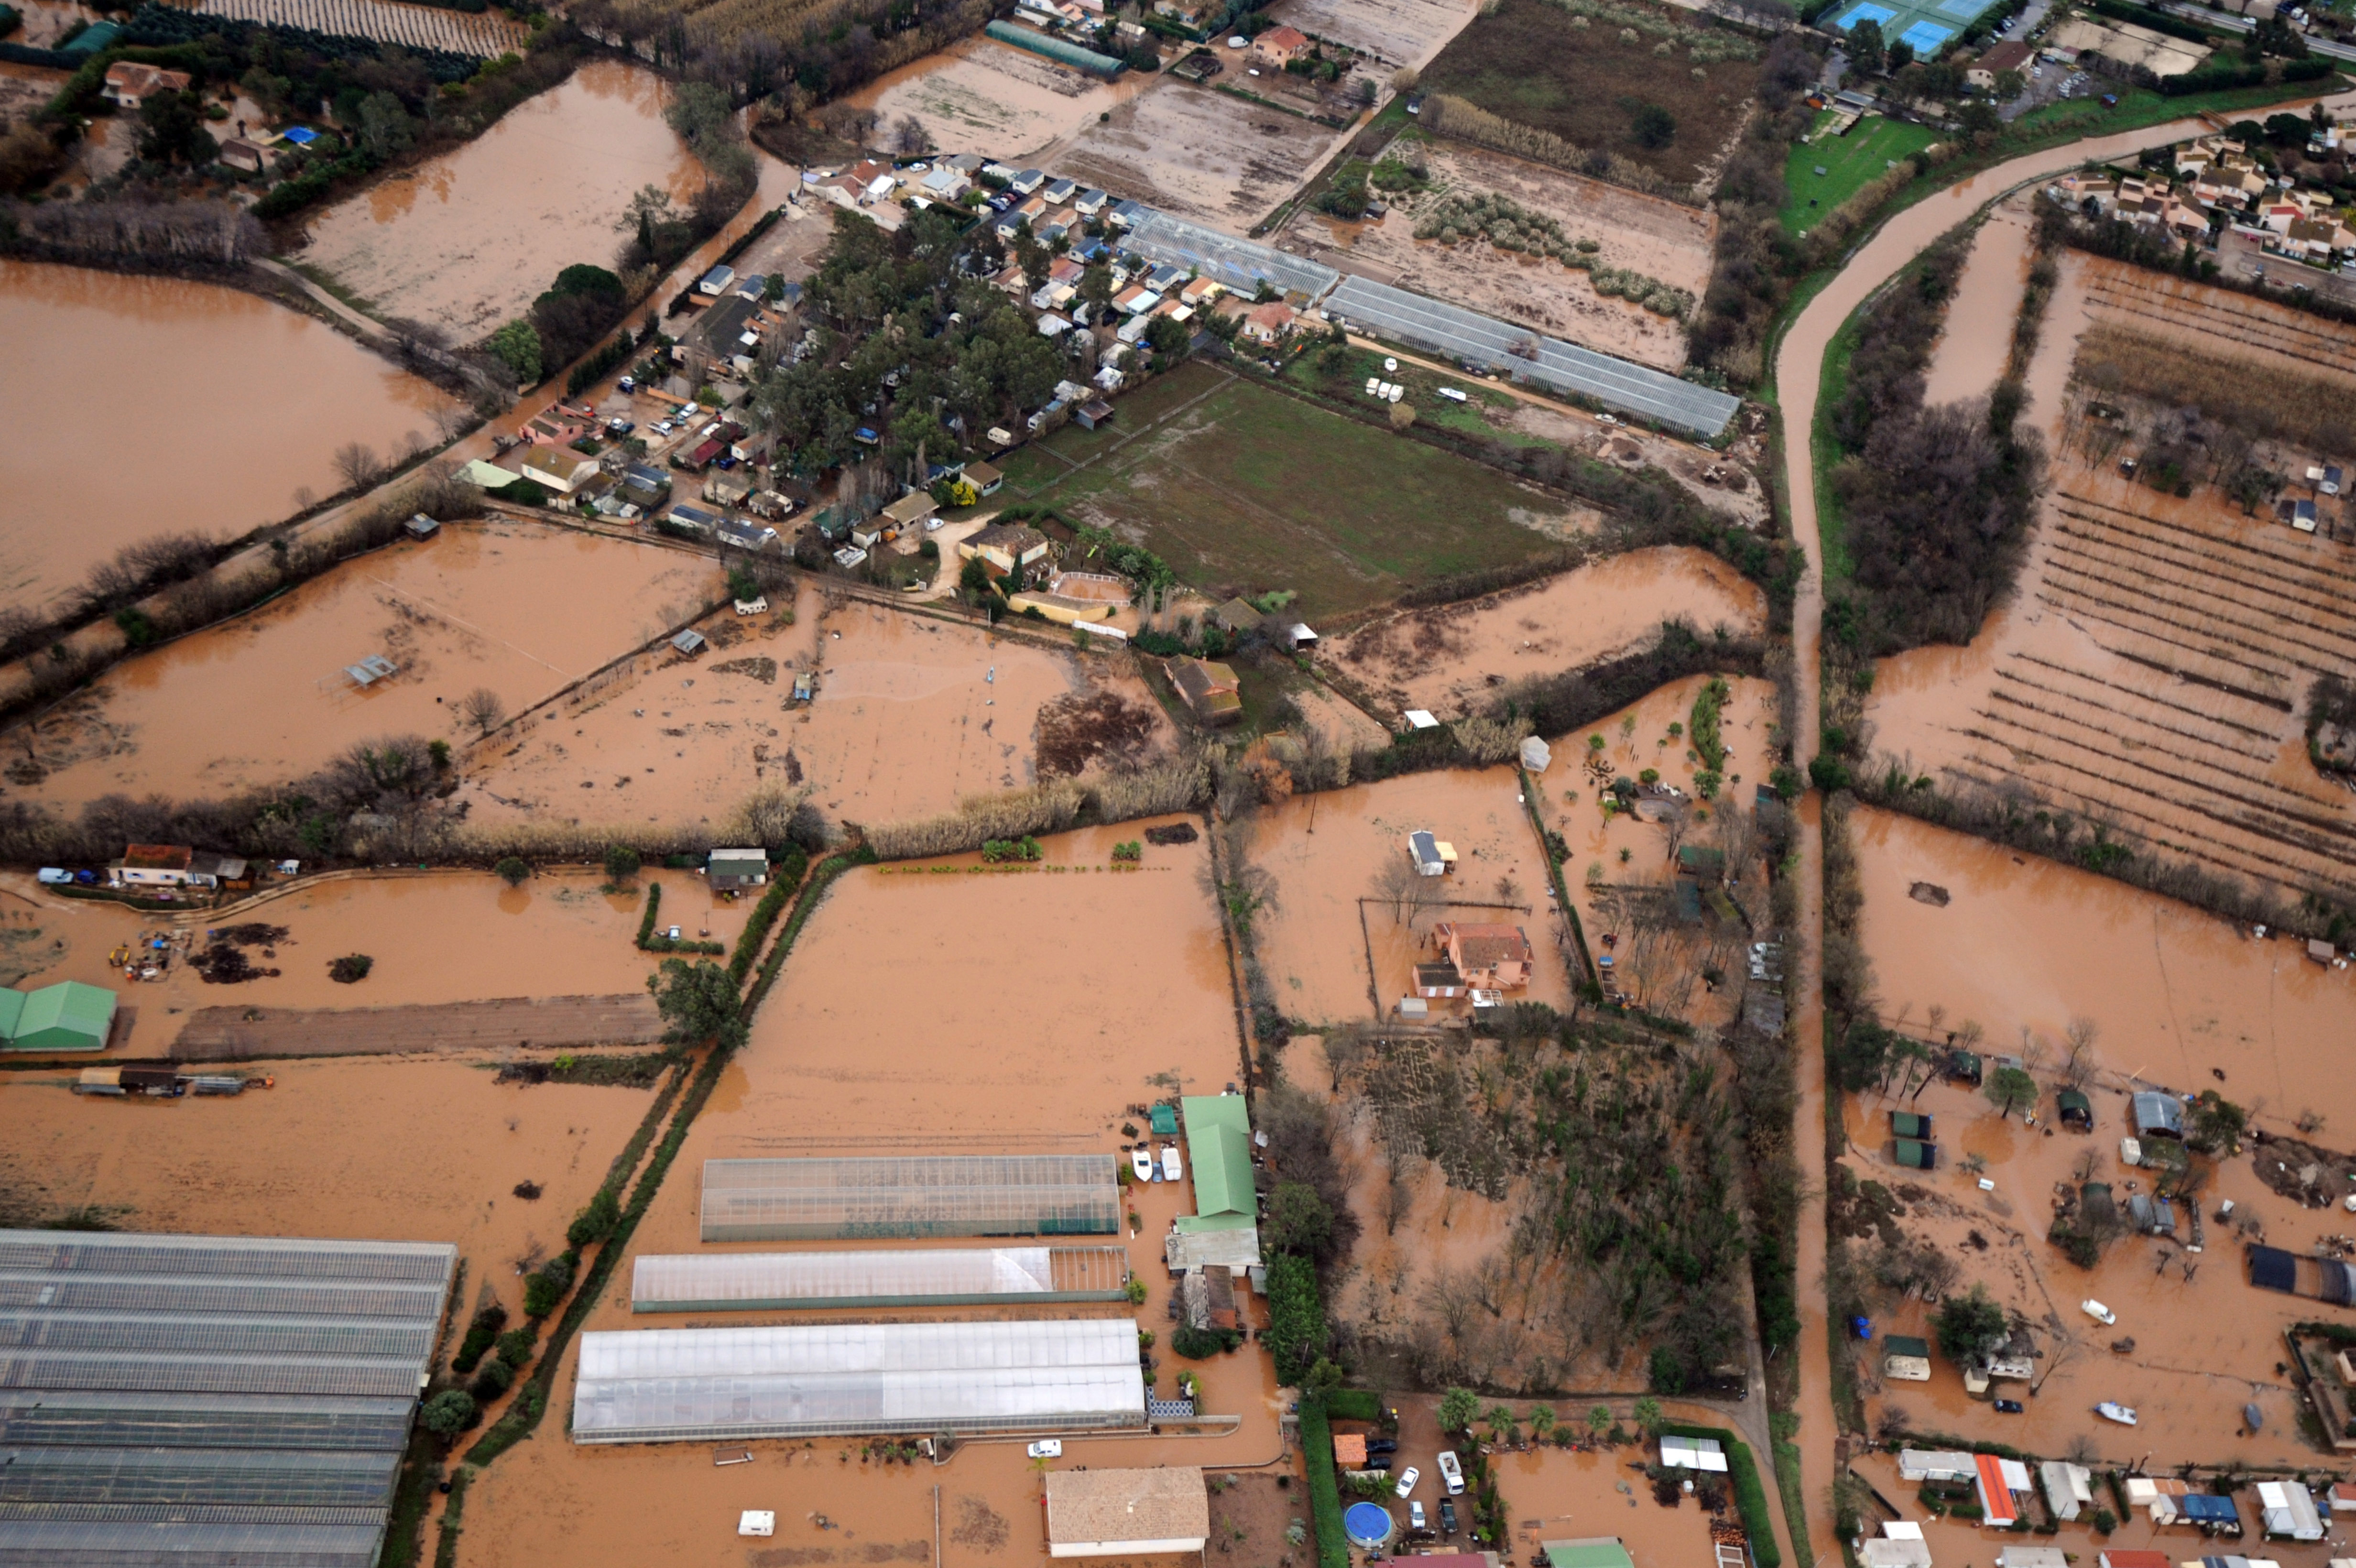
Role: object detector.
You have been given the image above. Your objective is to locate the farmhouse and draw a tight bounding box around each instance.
[1252,23,1310,65]
[1432,921,1533,990]
[520,448,600,494]
[219,137,267,173]
[1043,1468,1209,1558]
[113,844,196,888]
[1241,302,1297,345]
[960,523,1052,575]
[103,62,192,107]
[707,848,769,892]
[1966,38,2033,88]
[1166,658,1243,725]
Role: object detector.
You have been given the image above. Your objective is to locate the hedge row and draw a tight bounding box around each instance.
[725,846,809,983]
[1658,1423,1779,1568]
[634,881,725,956]
[1298,1398,1349,1568]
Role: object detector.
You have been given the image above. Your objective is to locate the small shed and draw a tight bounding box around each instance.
[1996,1550,2070,1568]
[2259,1481,2324,1540]
[1331,1432,1368,1467]
[5,981,118,1053]
[1074,399,1116,430]
[1883,1335,1933,1382]
[1407,830,1453,877]
[404,513,440,540]
[2180,1493,2242,1534]
[2132,1091,2185,1139]
[707,848,768,891]
[1894,1138,1937,1170]
[1403,709,1440,730]
[670,629,707,657]
[1946,1048,1983,1085]
[2057,1089,2093,1128]
[1891,1111,1932,1140]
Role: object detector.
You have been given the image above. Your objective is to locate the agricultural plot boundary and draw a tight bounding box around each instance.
[173,994,665,1061]
[1325,275,1742,436]
[194,0,529,55]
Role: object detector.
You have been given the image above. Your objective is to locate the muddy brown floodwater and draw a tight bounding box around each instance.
[1920,202,2033,406]
[299,60,704,337]
[0,866,749,1056]
[0,260,456,611]
[460,821,1280,1568]
[14,521,716,812]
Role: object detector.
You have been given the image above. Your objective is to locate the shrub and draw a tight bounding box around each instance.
[1171,1324,1242,1358]
[467,1355,514,1402]
[603,843,641,882]
[1658,1424,1778,1568]
[1264,1253,1330,1386]
[419,1388,478,1440]
[1298,1399,1349,1568]
[450,1301,507,1373]
[565,1186,620,1250]
[493,856,530,885]
[521,1251,575,1318]
[327,953,373,983]
[493,1326,537,1370]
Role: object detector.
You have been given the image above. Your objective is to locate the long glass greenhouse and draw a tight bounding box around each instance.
[571,1318,1147,1444]
[632,1245,1131,1312]
[699,1155,1122,1242]
[0,1230,456,1566]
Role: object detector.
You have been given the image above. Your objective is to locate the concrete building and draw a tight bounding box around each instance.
[1043,1468,1210,1557]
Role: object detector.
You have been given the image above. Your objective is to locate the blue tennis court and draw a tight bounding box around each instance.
[1832,0,1992,54]
[1834,3,1896,28]
[1899,19,1954,49]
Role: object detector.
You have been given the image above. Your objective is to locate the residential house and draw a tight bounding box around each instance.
[965,460,1004,497]
[219,138,267,173]
[1974,1456,2034,1528]
[1860,1524,1933,1568]
[103,62,192,107]
[960,523,1053,576]
[716,520,779,553]
[1074,187,1109,216]
[919,166,970,202]
[1042,1469,1209,1559]
[1154,0,1212,23]
[1042,176,1078,205]
[1241,302,1296,344]
[518,413,586,446]
[816,170,870,209]
[1406,830,1457,877]
[1166,657,1243,726]
[697,264,736,297]
[1108,198,1147,228]
[1899,1451,1978,1491]
[2258,1481,2324,1540]
[1180,276,1222,307]
[1251,23,1310,66]
[707,848,769,891]
[1995,1552,2068,1568]
[883,491,939,534]
[521,448,600,494]
[1882,1335,1933,1382]
[670,628,707,657]
[622,463,671,506]
[1009,168,1047,195]
[2040,1462,2095,1523]
[1966,38,2033,88]
[665,501,723,535]
[1432,922,1533,990]
[114,844,196,889]
[705,470,754,508]
[1113,284,1159,316]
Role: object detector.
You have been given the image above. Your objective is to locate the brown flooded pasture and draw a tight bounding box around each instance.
[298,61,704,337]
[0,260,456,610]
[14,521,717,812]
[1321,548,1766,720]
[842,34,1151,162]
[1050,79,1338,231]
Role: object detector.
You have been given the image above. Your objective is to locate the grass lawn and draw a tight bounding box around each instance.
[1010,359,1565,618]
[1781,112,1939,237]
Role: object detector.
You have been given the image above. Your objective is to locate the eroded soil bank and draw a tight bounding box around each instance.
[0,259,455,611]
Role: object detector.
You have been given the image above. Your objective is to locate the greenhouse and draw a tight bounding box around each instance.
[571,1318,1148,1444]
[632,1245,1132,1312]
[699,1154,1122,1242]
[0,1230,456,1566]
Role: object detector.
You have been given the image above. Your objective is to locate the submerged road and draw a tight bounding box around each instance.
[1765,92,2356,1562]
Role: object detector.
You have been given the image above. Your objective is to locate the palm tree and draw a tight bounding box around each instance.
[1587,1404,1612,1441]
[1528,1404,1557,1443]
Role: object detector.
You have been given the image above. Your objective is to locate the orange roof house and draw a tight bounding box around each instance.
[1252,23,1310,65]
[103,62,192,107]
[1435,922,1534,990]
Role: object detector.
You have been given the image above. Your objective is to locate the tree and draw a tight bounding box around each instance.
[1264,1181,1337,1260]
[1632,1395,1662,1433]
[1845,17,1885,75]
[1586,1404,1613,1439]
[487,319,543,386]
[1984,1065,2037,1120]
[494,857,531,886]
[566,1185,621,1249]
[419,1389,478,1440]
[2060,1016,2099,1088]
[0,121,63,195]
[332,442,382,492]
[1933,1284,2008,1362]
[2187,1089,2247,1154]
[1993,67,2026,98]
[603,843,641,883]
[457,687,506,739]
[1528,1404,1556,1442]
[1144,313,1190,363]
[891,113,931,154]
[358,91,414,161]
[1438,1387,1480,1435]
[1629,102,1677,150]
[648,957,746,1050]
[1353,76,1377,105]
[136,90,217,167]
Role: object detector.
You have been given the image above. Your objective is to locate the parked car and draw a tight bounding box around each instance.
[1440,1499,1458,1534]
[1995,1399,2025,1414]
[1409,1501,1426,1530]
[1026,1439,1062,1458]
[1436,1451,1465,1495]
[1395,1468,1420,1498]
[1365,1437,1398,1455]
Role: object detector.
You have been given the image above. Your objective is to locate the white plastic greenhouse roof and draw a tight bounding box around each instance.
[572,1318,1147,1444]
[699,1154,1122,1242]
[631,1245,1131,1312]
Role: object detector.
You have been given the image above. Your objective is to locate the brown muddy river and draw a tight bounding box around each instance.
[0,260,454,610]
[298,60,705,337]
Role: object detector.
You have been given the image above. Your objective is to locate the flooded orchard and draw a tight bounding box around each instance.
[0,260,455,610]
[298,60,705,337]
[14,520,717,813]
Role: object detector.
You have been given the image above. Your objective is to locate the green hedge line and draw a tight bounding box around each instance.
[725,847,808,983]
[1658,1423,1779,1568]
[634,880,725,956]
[1298,1398,1349,1568]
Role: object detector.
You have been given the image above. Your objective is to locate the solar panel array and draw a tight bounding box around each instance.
[1323,275,1744,437]
[0,1230,456,1567]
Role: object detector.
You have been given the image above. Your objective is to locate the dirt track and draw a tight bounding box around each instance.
[172,993,664,1062]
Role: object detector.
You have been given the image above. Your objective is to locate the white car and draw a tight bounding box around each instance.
[1436,1450,1465,1495]
[1395,1467,1420,1498]
[1409,1501,1427,1530]
[1027,1439,1063,1459]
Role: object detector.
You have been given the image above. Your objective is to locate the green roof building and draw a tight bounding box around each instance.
[1177,1094,1255,1235]
[1545,1538,1636,1568]
[4,982,117,1052]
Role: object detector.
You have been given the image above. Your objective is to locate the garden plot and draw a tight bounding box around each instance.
[1302,141,1715,372]
[1269,0,1478,65]
[1048,78,1339,231]
[12,521,715,814]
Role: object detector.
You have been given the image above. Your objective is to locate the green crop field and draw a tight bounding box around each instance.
[1782,112,1939,235]
[1004,360,1564,618]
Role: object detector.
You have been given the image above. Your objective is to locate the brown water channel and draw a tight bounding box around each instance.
[0,260,454,611]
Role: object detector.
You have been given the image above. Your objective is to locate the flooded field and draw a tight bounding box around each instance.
[1321,548,1765,719]
[298,60,704,337]
[0,1051,651,1312]
[843,35,1148,162]
[2082,250,2356,379]
[1852,805,2354,1133]
[1247,765,1575,1024]
[464,589,1174,836]
[1294,143,1715,372]
[1051,79,1339,231]
[1920,203,2031,406]
[0,260,456,610]
[16,521,717,812]
[1268,0,1475,65]
[0,866,749,1056]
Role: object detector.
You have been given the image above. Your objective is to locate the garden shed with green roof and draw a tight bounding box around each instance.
[2,981,116,1052]
[1546,1538,1636,1568]
[1177,1094,1256,1234]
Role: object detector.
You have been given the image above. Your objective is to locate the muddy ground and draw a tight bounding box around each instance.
[14,522,717,813]
[1296,142,1716,373]
[840,34,1151,163]
[1268,0,1477,65]
[1047,78,1340,232]
[460,586,1176,837]
[1320,548,1765,719]
[297,61,704,338]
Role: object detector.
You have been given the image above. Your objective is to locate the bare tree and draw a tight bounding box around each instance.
[891,113,932,155]
[457,687,506,738]
[333,443,383,492]
[2061,1016,2100,1088]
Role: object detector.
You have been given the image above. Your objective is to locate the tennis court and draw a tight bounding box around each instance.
[1828,0,1999,54]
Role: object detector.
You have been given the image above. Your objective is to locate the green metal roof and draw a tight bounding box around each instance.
[1891,1111,1931,1139]
[1885,1335,1931,1360]
[6,982,115,1052]
[1149,1104,1178,1137]
[1545,1539,1635,1568]
[1181,1094,1254,1227]
[1894,1138,1934,1169]
[0,988,23,1040]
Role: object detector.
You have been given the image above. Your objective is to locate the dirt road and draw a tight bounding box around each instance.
[1764,104,2347,1561]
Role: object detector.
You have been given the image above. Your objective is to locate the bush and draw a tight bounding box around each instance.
[493,1326,537,1370]
[493,856,530,885]
[467,1355,514,1402]
[1171,1324,1243,1358]
[327,953,373,983]
[603,843,641,882]
[726,847,808,982]
[1323,1388,1383,1423]
[1264,1253,1330,1386]
[419,1388,478,1440]
[522,1251,575,1318]
[565,1186,620,1250]
[450,1301,507,1373]
[1298,1399,1349,1568]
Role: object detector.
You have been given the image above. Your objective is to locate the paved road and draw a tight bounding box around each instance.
[2149,0,2356,61]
